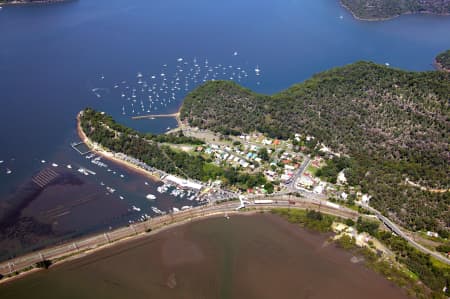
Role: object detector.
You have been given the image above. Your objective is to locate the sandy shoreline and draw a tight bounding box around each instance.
[76,112,162,183]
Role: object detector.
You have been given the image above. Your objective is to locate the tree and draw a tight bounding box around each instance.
[345,218,355,226]
[258,147,270,161]
[265,182,274,194]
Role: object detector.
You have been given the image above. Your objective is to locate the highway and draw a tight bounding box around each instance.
[358,203,450,265]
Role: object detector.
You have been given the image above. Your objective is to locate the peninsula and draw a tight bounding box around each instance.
[340,0,450,20]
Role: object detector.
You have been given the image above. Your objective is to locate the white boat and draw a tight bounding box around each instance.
[132,205,141,212]
[106,186,116,193]
[172,207,180,213]
[151,206,163,214]
[0,160,3,164]
[78,168,89,176]
[51,163,58,167]
[119,196,124,200]
[6,168,12,175]
[66,164,72,169]
[85,168,96,175]
[254,65,261,75]
[146,194,156,200]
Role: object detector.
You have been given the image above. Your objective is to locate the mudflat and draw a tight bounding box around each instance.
[0,214,410,299]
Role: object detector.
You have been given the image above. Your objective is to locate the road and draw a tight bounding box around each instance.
[0,193,352,277]
[288,156,311,190]
[0,189,448,277]
[359,203,450,265]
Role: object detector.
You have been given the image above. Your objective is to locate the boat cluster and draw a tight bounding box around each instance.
[94,55,263,117]
[0,159,12,175]
[157,182,199,201]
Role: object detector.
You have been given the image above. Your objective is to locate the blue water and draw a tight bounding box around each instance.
[0,0,449,256]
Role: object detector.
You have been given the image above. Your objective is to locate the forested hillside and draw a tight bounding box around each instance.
[341,0,450,20]
[436,49,450,71]
[180,61,450,232]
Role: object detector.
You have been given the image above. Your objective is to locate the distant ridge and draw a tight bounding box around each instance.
[340,0,450,20]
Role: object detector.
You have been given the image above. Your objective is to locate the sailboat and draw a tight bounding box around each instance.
[254,65,261,76]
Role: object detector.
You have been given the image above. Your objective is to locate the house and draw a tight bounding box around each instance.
[337,170,347,184]
[262,138,272,145]
[313,185,323,194]
[299,175,314,187]
[426,231,439,238]
[361,194,371,204]
[280,174,291,182]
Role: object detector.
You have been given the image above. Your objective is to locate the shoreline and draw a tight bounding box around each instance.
[76,112,162,183]
[0,203,352,285]
[434,59,450,72]
[0,209,246,285]
[0,0,71,6]
[339,1,450,22]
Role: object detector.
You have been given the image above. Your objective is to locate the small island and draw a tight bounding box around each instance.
[435,49,450,71]
[340,0,450,20]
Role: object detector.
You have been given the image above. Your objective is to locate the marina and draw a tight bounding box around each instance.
[71,142,91,156]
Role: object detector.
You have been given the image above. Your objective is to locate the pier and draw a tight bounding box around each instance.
[131,112,179,120]
[131,112,183,132]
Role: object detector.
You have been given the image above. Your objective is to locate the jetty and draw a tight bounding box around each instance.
[131,113,179,120]
[132,112,183,131]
